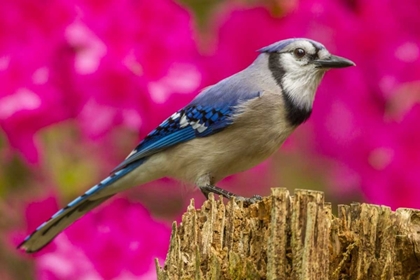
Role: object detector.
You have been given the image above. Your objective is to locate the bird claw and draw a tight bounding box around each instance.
[198,184,262,206]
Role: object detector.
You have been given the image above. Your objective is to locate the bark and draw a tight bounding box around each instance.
[156,188,420,279]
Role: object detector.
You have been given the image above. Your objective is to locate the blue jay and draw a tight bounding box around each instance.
[19,38,354,253]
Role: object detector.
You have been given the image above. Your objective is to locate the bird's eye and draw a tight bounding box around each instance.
[293,48,306,58]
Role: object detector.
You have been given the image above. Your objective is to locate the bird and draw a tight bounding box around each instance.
[18,38,355,253]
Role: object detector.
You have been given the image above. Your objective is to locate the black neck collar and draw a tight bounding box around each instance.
[267,53,312,126]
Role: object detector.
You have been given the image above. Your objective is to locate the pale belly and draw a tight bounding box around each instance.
[162,118,295,184]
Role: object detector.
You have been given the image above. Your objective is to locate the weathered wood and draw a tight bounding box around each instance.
[156,188,420,279]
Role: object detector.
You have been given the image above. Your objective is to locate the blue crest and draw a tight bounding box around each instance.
[258,38,326,53]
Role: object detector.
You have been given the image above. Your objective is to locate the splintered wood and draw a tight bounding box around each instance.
[156,188,420,279]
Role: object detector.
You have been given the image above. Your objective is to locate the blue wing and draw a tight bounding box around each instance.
[111,105,233,173]
[111,87,262,173]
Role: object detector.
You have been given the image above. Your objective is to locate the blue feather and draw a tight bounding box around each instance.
[258,38,326,53]
[17,159,146,252]
[111,86,261,173]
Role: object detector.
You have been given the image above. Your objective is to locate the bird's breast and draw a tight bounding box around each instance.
[163,92,296,184]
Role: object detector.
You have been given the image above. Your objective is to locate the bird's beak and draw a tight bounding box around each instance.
[313,55,355,69]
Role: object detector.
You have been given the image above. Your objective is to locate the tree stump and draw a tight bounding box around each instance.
[156,188,420,279]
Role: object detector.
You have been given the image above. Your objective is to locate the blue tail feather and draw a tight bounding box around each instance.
[18,160,145,253]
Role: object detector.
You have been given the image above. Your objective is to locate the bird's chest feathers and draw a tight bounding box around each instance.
[233,94,294,157]
[282,70,324,110]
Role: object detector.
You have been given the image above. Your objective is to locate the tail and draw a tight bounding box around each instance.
[18,161,144,253]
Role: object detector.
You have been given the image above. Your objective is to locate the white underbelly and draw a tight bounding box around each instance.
[162,121,294,184]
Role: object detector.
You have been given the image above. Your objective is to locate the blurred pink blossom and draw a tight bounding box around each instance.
[20,196,169,280]
[66,0,204,140]
[0,0,76,163]
[0,0,203,164]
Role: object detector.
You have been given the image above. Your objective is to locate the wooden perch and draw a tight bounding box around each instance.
[156,188,420,279]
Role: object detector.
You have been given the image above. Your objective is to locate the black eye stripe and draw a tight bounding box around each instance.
[278,49,314,57]
[277,49,318,61]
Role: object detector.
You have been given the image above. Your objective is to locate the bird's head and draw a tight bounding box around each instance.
[258,38,354,117]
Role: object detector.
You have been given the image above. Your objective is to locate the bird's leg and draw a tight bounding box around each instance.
[197,174,262,206]
[199,184,236,200]
[199,185,262,206]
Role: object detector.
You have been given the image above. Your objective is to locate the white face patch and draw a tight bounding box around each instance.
[278,40,330,110]
[317,48,330,60]
[281,67,325,110]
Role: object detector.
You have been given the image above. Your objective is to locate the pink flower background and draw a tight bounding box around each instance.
[1,0,420,278]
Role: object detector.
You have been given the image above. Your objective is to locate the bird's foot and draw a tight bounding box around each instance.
[199,185,262,206]
[234,195,263,206]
